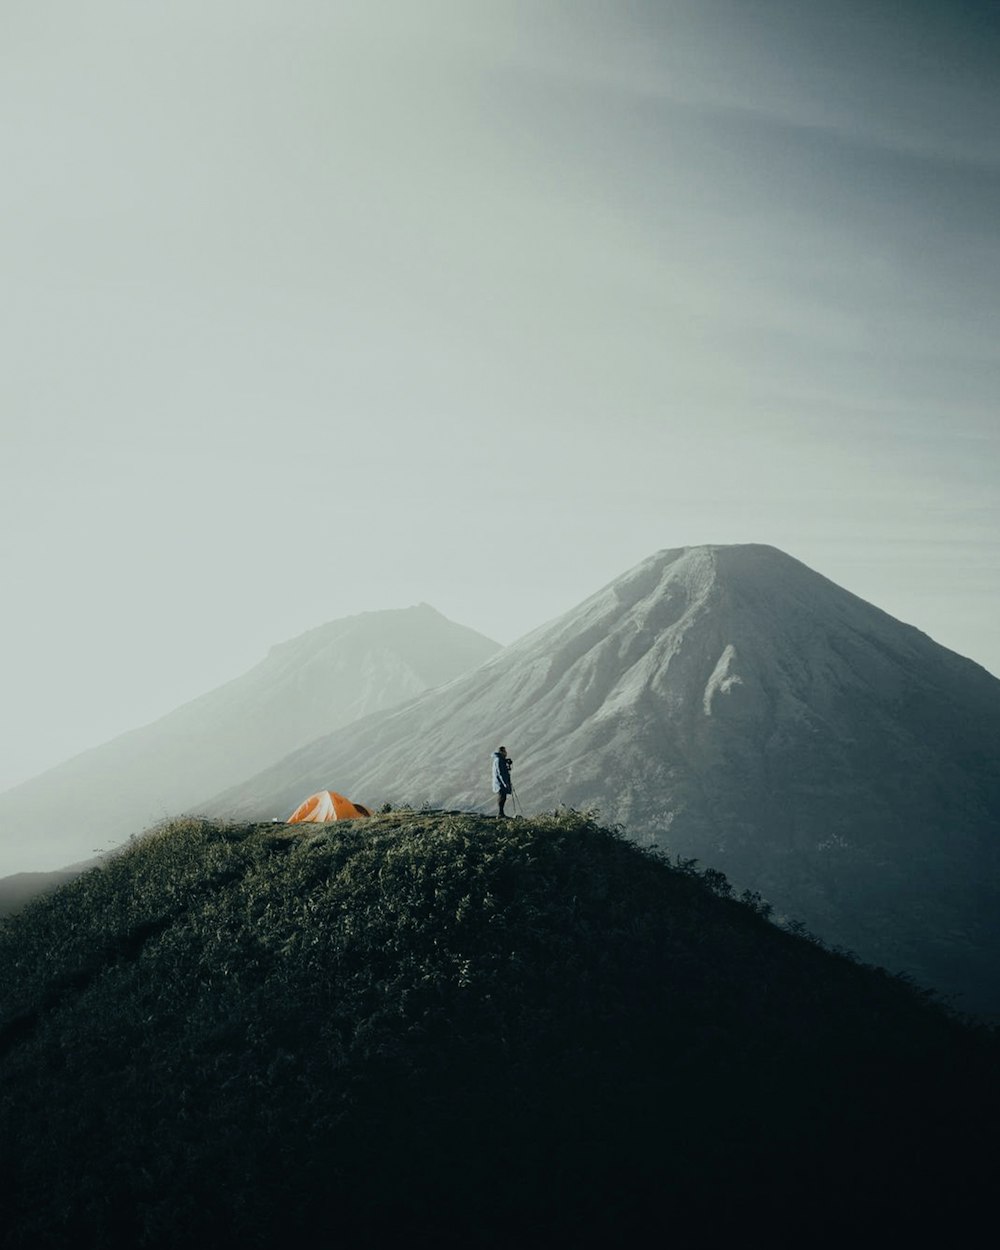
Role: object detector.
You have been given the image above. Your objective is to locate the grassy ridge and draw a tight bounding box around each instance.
[0,811,997,1247]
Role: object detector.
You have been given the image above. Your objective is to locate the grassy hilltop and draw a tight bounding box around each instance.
[1,810,997,1247]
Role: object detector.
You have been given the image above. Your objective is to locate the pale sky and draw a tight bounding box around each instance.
[2,0,998,792]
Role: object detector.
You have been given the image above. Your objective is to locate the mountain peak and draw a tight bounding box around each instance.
[212,545,1000,1014]
[604,543,842,607]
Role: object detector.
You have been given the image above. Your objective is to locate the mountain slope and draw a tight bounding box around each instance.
[0,867,85,917]
[1,812,996,1247]
[207,545,1000,1013]
[0,605,498,874]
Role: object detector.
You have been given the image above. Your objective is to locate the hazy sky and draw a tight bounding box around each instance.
[2,0,998,791]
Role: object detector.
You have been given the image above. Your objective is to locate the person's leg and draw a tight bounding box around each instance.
[497,791,507,817]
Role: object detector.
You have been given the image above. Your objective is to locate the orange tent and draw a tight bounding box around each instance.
[287,790,372,824]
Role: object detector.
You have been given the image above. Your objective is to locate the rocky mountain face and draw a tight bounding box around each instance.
[208,546,1000,1014]
[0,605,499,875]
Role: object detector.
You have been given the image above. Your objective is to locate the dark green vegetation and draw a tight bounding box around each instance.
[1,812,997,1248]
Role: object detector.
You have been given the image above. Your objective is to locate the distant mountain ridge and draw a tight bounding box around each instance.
[0,604,499,875]
[206,545,1000,1014]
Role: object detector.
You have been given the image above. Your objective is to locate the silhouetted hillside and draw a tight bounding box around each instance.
[0,811,996,1248]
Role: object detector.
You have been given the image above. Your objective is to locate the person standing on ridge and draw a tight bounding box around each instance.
[491,746,514,818]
